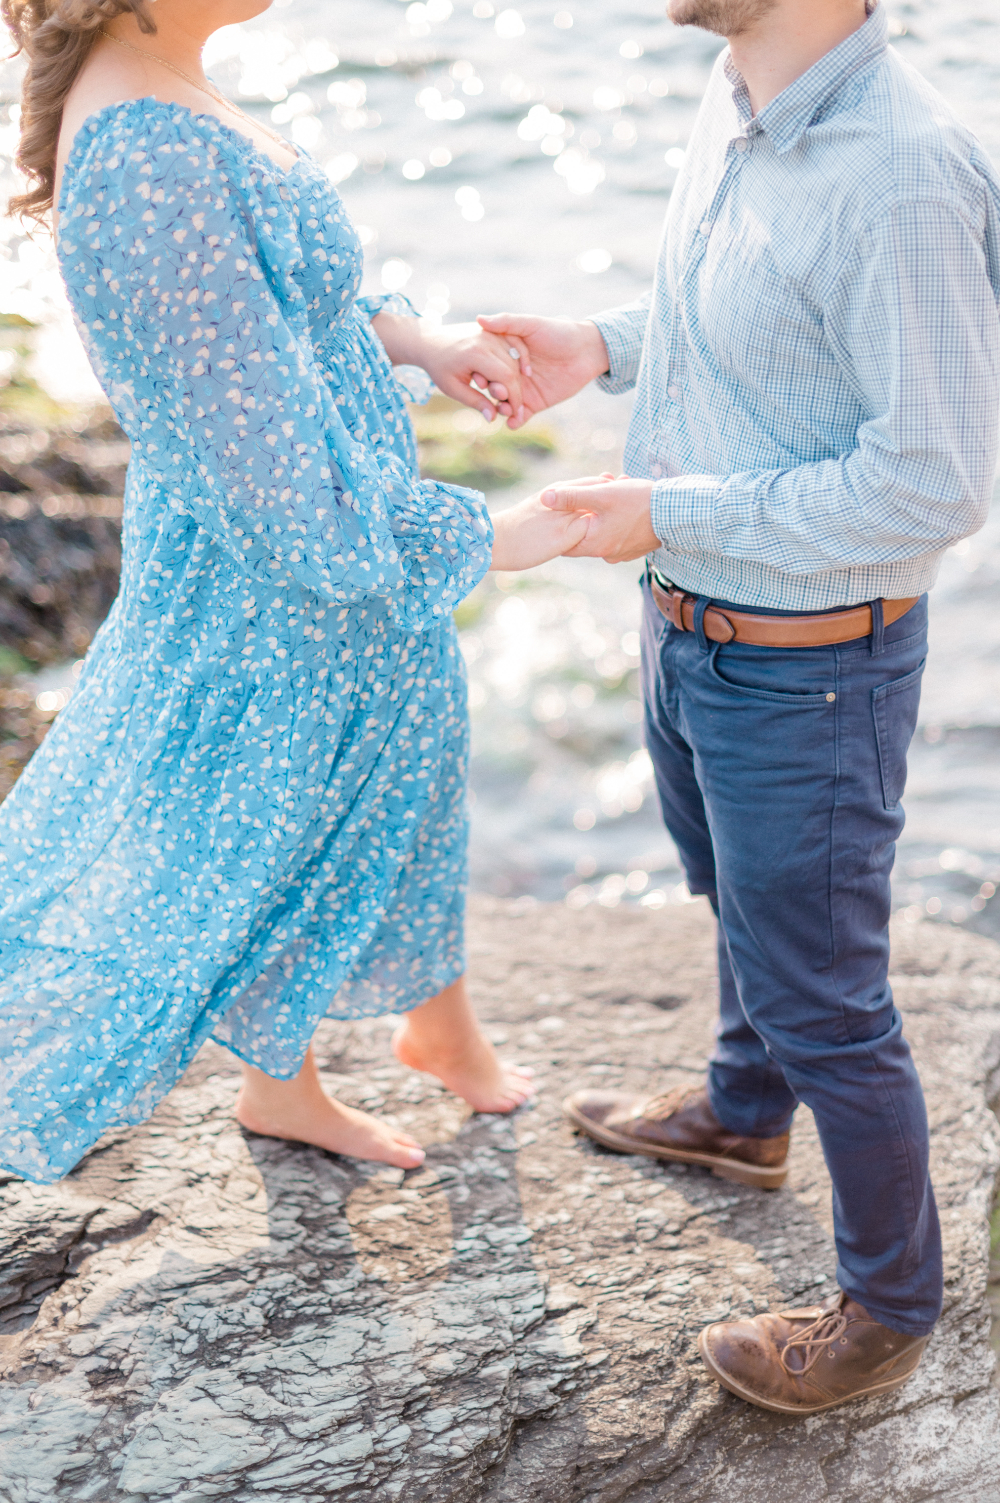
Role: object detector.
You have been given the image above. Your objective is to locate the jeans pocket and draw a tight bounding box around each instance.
[706,644,837,706]
[872,660,926,811]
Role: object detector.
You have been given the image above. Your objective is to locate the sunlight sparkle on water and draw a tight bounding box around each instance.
[495,9,526,39]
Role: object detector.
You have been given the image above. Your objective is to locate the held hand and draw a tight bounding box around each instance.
[418,320,535,421]
[541,476,659,563]
[489,488,595,572]
[371,312,528,421]
[476,314,610,430]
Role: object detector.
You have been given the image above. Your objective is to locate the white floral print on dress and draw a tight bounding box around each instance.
[0,102,492,1184]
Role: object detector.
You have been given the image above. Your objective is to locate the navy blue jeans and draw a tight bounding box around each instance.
[640,582,942,1336]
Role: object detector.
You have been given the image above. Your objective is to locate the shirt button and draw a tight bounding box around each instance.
[733,137,748,154]
[668,384,680,400]
[699,221,712,236]
[826,693,836,703]
[651,464,663,478]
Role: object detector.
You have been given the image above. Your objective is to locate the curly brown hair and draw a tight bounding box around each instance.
[3,0,157,224]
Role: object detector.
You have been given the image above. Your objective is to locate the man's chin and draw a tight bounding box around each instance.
[666,0,776,37]
[667,0,725,35]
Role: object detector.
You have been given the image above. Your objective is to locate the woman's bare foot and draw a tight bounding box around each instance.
[391,975,535,1114]
[235,1047,425,1170]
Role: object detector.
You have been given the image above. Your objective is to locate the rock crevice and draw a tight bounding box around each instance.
[1,899,998,1502]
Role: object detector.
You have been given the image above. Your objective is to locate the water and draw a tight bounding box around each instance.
[459,477,1000,944]
[1,0,999,938]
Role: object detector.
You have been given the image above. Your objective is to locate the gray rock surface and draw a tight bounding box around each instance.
[2,897,999,1502]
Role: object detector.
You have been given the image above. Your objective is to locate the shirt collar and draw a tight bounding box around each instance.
[724,2,888,155]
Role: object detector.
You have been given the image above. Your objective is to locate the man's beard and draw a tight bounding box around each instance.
[667,0,779,38]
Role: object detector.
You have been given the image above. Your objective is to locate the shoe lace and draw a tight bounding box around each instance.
[638,1086,699,1121]
[779,1299,849,1375]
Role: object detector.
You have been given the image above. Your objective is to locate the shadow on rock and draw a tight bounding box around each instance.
[1,901,999,1502]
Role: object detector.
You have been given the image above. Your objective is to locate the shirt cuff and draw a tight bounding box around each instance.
[650,474,724,551]
[590,301,649,395]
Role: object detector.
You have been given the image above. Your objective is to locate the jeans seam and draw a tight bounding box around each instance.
[827,649,851,1044]
[863,1039,926,1311]
[829,643,926,1317]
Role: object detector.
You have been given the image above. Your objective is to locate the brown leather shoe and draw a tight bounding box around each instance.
[562,1085,789,1189]
[699,1290,930,1415]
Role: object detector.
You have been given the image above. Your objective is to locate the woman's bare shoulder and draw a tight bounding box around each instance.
[55,49,203,207]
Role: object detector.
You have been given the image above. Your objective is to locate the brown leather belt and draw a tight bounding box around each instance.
[649,577,918,648]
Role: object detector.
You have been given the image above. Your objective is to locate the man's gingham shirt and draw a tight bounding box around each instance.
[592,3,1000,611]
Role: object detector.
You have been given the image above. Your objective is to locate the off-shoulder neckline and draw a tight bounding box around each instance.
[57,96,310,217]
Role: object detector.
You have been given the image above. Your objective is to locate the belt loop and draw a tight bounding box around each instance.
[693,597,710,653]
[870,598,885,658]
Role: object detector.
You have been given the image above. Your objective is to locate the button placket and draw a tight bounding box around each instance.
[669,140,743,425]
[683,151,741,278]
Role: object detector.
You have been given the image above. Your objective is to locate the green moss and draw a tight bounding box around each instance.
[0,646,32,678]
[0,316,71,425]
[453,595,487,631]
[412,394,557,490]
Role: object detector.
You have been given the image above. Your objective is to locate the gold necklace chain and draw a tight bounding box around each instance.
[98,31,295,156]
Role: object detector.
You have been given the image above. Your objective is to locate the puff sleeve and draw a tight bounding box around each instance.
[57,113,492,629]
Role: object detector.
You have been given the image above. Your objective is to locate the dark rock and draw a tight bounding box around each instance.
[0,411,127,665]
[0,502,123,659]
[1,898,998,1501]
[0,466,30,494]
[0,420,130,500]
[0,410,127,800]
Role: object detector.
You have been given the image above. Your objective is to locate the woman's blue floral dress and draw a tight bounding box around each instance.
[0,101,493,1184]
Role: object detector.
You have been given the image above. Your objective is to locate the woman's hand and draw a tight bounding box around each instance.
[371,313,529,421]
[475,314,610,430]
[489,479,606,572]
[541,475,660,563]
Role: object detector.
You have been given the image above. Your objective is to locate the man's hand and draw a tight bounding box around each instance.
[541,476,660,563]
[476,314,610,429]
[371,313,529,421]
[489,485,596,572]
